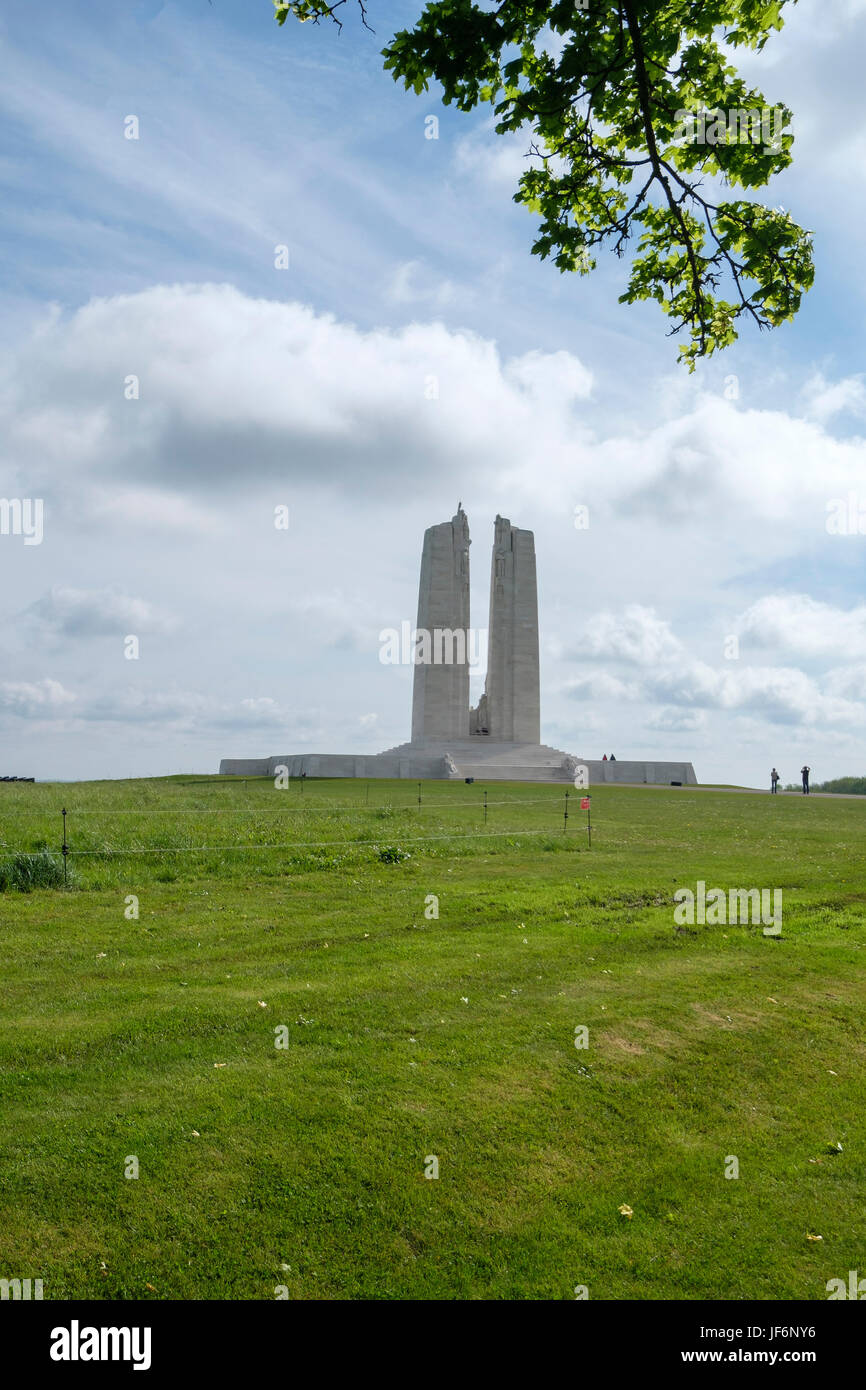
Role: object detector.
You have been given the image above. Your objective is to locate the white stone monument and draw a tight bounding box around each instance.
[219,506,698,785]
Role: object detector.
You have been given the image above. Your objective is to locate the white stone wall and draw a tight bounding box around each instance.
[219,750,698,784]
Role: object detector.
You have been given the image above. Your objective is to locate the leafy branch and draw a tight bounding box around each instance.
[275,0,372,33]
[275,0,814,367]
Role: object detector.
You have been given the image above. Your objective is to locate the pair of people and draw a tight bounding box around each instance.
[770,766,810,794]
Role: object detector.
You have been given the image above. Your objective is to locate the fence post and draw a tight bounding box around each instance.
[484,789,488,824]
[61,807,68,886]
[563,788,569,834]
[418,781,422,808]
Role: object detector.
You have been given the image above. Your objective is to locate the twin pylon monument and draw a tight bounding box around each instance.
[412,506,540,745]
[220,505,697,784]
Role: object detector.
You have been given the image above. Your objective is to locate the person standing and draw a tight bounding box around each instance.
[771,767,780,794]
[801,765,810,795]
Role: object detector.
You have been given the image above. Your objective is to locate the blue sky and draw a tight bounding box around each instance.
[1,0,865,785]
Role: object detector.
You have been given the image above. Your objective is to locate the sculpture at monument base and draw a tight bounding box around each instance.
[468,692,488,736]
[219,506,698,786]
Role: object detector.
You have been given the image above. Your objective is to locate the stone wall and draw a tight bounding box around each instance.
[219,750,698,785]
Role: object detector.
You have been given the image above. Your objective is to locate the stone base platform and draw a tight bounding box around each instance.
[219,740,697,786]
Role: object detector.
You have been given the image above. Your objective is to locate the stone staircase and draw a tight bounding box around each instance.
[372,739,581,782]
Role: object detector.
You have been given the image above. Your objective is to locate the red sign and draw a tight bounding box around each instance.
[580,797,591,810]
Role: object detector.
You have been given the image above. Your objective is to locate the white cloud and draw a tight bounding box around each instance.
[5,287,866,559]
[562,672,638,702]
[561,601,866,731]
[605,396,866,526]
[646,661,864,727]
[89,488,225,534]
[823,663,866,700]
[578,605,683,666]
[646,708,707,733]
[385,261,462,308]
[0,678,76,715]
[286,588,388,653]
[0,682,305,734]
[0,285,595,502]
[736,594,866,660]
[802,372,866,424]
[24,586,178,639]
[453,125,535,190]
[505,349,593,405]
[239,697,281,717]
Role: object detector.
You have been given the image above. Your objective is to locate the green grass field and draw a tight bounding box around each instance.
[0,776,863,1300]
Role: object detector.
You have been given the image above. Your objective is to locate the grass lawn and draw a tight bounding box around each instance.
[0,776,863,1300]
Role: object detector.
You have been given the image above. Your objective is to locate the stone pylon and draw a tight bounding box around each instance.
[410,505,471,741]
[479,515,540,743]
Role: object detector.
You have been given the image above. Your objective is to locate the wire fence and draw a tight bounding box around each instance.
[63,829,564,857]
[0,789,594,872]
[0,795,567,817]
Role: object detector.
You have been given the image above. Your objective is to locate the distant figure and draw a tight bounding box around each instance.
[610,754,616,762]
[602,753,607,761]
[770,767,780,794]
[801,765,810,795]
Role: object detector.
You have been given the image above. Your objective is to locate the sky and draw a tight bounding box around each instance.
[0,0,865,787]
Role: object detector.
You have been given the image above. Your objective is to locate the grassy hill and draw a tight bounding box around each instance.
[0,776,863,1299]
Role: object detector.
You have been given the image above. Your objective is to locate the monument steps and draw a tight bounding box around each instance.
[369,739,580,781]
